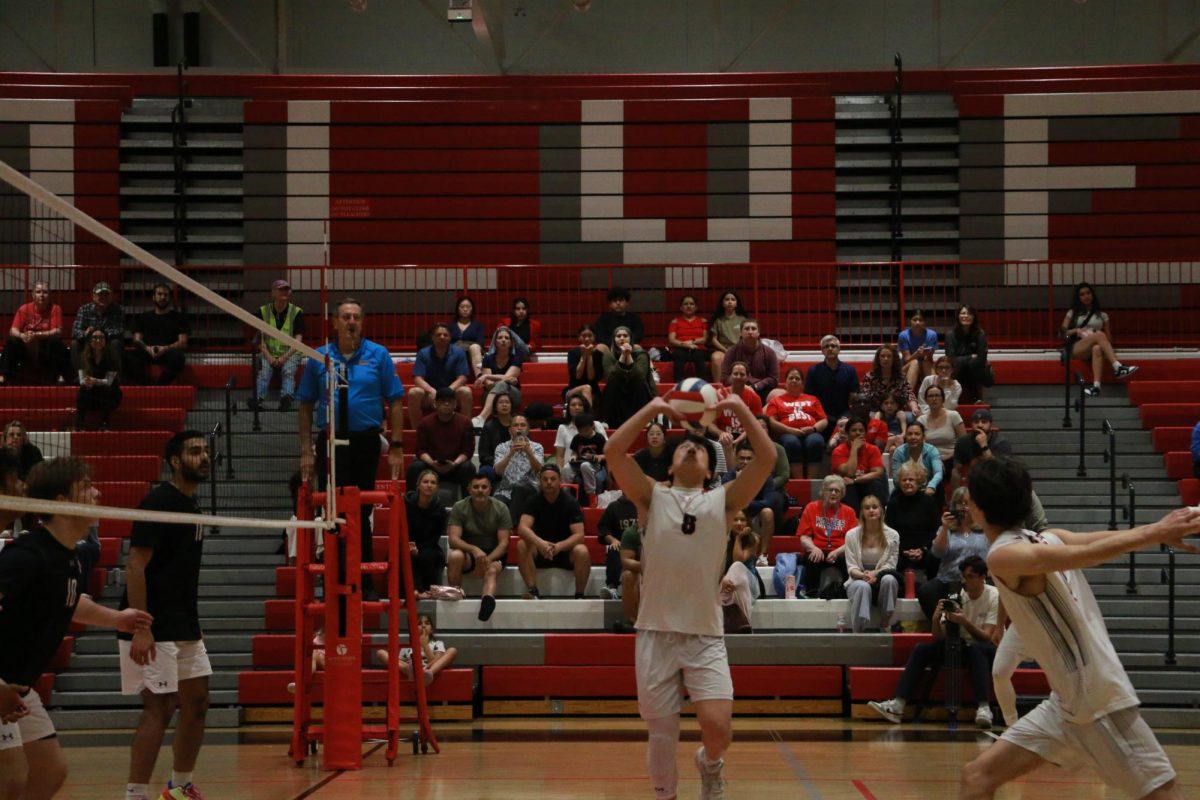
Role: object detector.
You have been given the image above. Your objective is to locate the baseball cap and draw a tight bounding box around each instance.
[271,279,291,290]
[971,408,993,422]
[93,281,112,293]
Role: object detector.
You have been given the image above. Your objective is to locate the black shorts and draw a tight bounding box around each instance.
[534,549,574,571]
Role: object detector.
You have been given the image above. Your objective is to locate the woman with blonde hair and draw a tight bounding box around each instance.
[843,494,901,632]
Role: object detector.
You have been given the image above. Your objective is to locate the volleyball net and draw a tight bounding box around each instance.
[0,157,343,533]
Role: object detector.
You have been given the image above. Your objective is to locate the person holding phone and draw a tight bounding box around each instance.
[918,486,990,620]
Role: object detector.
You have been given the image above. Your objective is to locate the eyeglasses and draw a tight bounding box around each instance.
[822,343,840,350]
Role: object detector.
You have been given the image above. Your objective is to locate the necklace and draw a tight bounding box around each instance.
[668,487,704,535]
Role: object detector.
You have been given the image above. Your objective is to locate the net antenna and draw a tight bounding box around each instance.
[0,158,344,529]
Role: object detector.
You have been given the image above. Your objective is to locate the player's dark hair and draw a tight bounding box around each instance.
[434,387,457,402]
[1070,281,1101,315]
[429,322,450,337]
[711,290,749,323]
[152,281,172,294]
[0,448,21,490]
[467,471,490,486]
[606,286,631,302]
[905,420,926,435]
[665,434,718,483]
[26,457,92,520]
[843,414,866,434]
[967,457,1033,529]
[574,412,595,430]
[164,429,206,466]
[960,554,988,578]
[785,366,804,381]
[734,439,754,455]
[539,463,561,477]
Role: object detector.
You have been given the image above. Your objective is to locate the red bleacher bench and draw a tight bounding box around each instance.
[263,599,383,630]
[1128,381,1200,407]
[2,407,187,431]
[79,455,160,483]
[0,386,195,411]
[1152,427,1194,453]
[238,667,475,707]
[1140,404,1200,429]
[70,430,173,457]
[1181,479,1200,505]
[1165,451,1195,479]
[34,673,55,706]
[252,634,399,668]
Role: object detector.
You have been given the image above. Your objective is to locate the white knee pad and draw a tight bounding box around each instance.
[645,713,680,799]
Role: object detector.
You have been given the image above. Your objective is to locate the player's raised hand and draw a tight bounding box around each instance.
[646,396,682,423]
[713,393,746,415]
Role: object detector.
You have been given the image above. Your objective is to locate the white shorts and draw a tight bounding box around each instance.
[119,639,213,695]
[635,629,733,720]
[1002,701,1176,798]
[0,688,55,750]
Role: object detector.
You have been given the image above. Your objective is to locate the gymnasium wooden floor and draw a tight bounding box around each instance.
[57,718,1200,799]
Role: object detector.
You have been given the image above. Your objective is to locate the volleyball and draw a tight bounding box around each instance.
[665,377,719,426]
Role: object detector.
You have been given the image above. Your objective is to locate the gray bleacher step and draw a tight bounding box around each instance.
[1097,599,1200,616]
[1111,633,1200,652]
[194,600,270,617]
[1088,567,1200,585]
[73,633,254,655]
[203,555,286,568]
[836,206,960,217]
[1036,507,1180,525]
[1142,708,1200,728]
[55,672,239,692]
[199,536,287,554]
[1135,689,1200,706]
[837,157,960,169]
[199,585,276,599]
[122,210,244,221]
[1021,455,1168,470]
[1034,480,1180,496]
[1094,583,1188,597]
[50,707,241,730]
[1104,617,1200,632]
[190,617,265,631]
[120,138,243,150]
[837,182,958,193]
[119,186,243,197]
[51,690,239,707]
[71,652,251,670]
[1120,652,1200,668]
[1003,432,1155,449]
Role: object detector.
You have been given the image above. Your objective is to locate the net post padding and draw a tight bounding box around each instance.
[321,487,363,771]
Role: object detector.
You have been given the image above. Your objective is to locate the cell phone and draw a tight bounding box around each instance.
[951,509,965,522]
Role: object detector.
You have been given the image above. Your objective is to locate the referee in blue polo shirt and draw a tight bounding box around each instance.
[298,297,405,600]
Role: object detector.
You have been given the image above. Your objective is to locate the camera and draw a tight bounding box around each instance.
[942,597,961,613]
[951,508,966,523]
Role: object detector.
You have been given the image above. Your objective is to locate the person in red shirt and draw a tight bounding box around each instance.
[795,475,858,595]
[667,294,708,381]
[831,415,889,513]
[2,282,69,385]
[707,361,763,465]
[764,367,828,479]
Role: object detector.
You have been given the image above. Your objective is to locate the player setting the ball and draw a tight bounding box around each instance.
[605,390,776,800]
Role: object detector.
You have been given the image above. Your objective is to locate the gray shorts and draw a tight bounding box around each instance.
[635,629,733,720]
[1002,701,1176,798]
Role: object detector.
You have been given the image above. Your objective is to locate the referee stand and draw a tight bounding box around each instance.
[289,482,440,769]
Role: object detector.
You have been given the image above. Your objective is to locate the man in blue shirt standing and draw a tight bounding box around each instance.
[1191,420,1200,478]
[298,297,405,600]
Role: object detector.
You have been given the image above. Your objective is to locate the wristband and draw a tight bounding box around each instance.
[980,445,990,452]
[390,440,403,447]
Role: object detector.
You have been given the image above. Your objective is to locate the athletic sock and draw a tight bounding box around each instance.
[1093,381,1101,388]
[698,745,722,769]
[125,783,150,800]
[171,771,193,788]
[1113,360,1123,369]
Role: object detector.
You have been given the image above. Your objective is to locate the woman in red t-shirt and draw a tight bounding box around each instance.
[795,475,859,595]
[667,294,708,381]
[764,367,828,479]
[831,415,889,513]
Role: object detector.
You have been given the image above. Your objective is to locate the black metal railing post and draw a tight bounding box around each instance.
[1062,350,1072,428]
[1074,373,1087,477]
[208,423,221,534]
[170,61,191,269]
[1102,419,1117,530]
[1126,479,1138,594]
[1163,543,1177,666]
[223,376,235,479]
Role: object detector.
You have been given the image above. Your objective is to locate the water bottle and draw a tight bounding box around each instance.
[836,613,847,633]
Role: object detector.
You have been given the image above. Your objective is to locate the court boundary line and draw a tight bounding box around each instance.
[769,727,823,800]
[289,742,384,800]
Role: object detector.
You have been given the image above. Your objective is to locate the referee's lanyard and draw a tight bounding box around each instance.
[822,503,838,550]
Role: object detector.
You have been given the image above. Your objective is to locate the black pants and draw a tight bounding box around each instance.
[917,577,953,620]
[671,347,707,381]
[407,545,446,593]
[844,477,889,513]
[895,639,997,706]
[76,384,122,427]
[126,347,186,385]
[801,553,847,594]
[953,356,990,402]
[605,545,621,588]
[3,336,70,382]
[314,429,381,574]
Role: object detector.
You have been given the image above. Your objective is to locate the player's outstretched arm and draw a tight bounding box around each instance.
[989,508,1200,578]
[604,396,678,510]
[721,395,776,514]
[72,595,153,632]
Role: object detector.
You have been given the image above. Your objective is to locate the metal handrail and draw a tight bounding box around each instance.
[223,376,235,479]
[1162,542,1177,666]
[1124,475,1137,594]
[1102,419,1118,530]
[1074,372,1087,477]
[208,422,221,534]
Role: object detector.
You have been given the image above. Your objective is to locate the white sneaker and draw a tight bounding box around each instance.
[694,747,726,800]
[600,585,622,600]
[868,699,904,724]
[784,574,797,600]
[1115,364,1139,380]
[975,705,994,729]
[756,554,768,567]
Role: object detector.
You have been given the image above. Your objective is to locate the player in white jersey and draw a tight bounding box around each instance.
[606,394,776,800]
[959,457,1200,800]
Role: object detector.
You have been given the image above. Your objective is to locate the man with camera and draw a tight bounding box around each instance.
[491,413,544,516]
[867,554,999,728]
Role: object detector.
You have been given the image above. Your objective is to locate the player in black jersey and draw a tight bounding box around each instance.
[0,456,153,800]
[119,431,211,800]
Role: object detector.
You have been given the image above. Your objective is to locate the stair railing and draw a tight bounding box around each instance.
[1074,372,1087,477]
[1123,475,1137,594]
[1162,541,1177,666]
[223,375,236,479]
[1061,349,1073,429]
[170,60,191,268]
[1102,419,1119,530]
[208,422,222,534]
